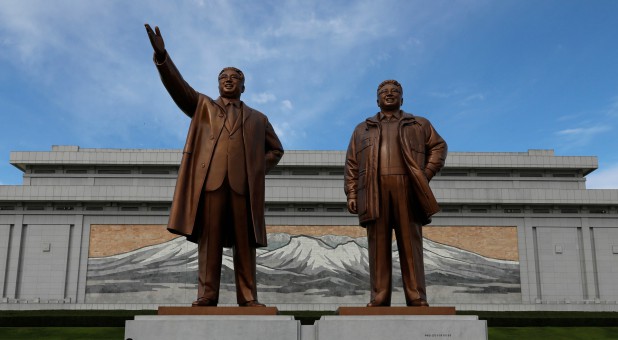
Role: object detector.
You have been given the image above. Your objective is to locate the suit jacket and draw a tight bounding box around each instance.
[154,54,284,246]
[344,111,447,225]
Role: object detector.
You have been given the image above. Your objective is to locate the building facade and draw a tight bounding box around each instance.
[0,145,617,311]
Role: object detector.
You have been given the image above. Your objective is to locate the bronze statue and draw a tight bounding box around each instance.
[145,24,284,307]
[344,80,447,307]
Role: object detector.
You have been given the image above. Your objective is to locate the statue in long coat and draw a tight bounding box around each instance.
[146,24,283,307]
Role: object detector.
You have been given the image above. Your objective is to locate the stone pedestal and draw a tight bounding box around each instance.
[313,306,486,340]
[315,315,487,340]
[125,315,299,340]
[125,306,486,340]
[126,306,299,340]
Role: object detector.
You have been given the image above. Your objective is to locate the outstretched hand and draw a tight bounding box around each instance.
[145,24,166,61]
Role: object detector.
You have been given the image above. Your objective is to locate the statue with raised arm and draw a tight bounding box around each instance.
[145,24,284,307]
[344,80,447,307]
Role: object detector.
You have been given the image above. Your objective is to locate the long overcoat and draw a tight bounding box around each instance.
[344,112,447,225]
[155,55,284,246]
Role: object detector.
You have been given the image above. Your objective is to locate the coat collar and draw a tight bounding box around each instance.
[214,97,227,111]
[214,96,253,122]
[366,110,419,125]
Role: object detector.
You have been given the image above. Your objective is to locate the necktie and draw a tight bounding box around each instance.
[226,102,239,131]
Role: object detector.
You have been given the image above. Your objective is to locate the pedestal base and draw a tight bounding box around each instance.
[125,306,486,340]
[315,315,487,340]
[125,315,299,340]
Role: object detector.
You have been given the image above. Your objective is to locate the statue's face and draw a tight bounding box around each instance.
[377,83,403,110]
[218,69,245,99]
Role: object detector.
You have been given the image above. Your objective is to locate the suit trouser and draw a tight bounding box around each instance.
[196,177,257,304]
[366,174,426,306]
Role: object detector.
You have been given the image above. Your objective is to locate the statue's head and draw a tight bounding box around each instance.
[376,79,403,110]
[218,67,245,99]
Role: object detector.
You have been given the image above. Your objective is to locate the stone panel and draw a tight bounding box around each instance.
[17,224,70,300]
[536,227,583,301]
[592,227,618,301]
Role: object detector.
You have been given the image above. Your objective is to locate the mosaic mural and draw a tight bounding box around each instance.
[86,225,521,304]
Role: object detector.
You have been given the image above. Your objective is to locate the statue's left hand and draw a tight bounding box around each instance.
[347,199,357,214]
[424,169,433,181]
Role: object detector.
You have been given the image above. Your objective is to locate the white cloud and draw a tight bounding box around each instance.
[556,125,612,150]
[556,126,611,136]
[0,0,488,156]
[263,2,385,45]
[272,123,285,139]
[606,96,618,117]
[556,114,580,122]
[586,163,618,189]
[554,125,612,150]
[464,93,485,102]
[280,100,293,111]
[552,97,616,152]
[250,92,276,104]
[272,120,308,148]
[0,1,194,144]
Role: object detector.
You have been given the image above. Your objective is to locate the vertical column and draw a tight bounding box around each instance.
[64,214,85,303]
[578,217,598,301]
[589,227,601,300]
[531,226,542,301]
[4,215,24,299]
[522,215,542,303]
[576,227,588,299]
[76,217,92,303]
[517,217,531,303]
[0,224,11,298]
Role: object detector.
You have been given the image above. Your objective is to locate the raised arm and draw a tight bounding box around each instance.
[145,24,199,117]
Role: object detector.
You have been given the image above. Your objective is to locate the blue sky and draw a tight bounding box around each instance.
[1,0,617,188]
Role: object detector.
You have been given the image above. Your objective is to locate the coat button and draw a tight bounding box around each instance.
[210,135,214,140]
[201,163,206,168]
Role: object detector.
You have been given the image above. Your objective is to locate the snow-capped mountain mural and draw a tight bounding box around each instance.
[86,233,520,304]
